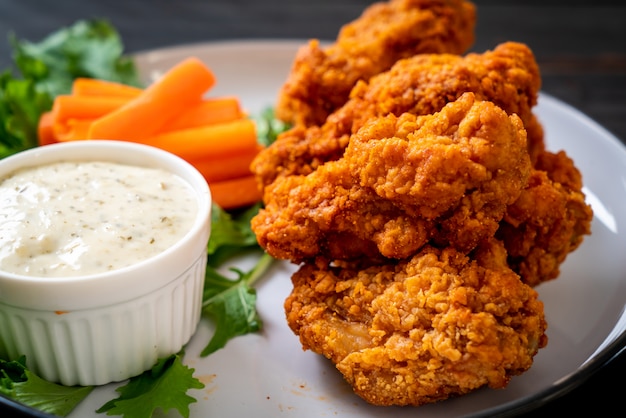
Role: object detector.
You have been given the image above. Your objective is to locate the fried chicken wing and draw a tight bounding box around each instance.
[498,150,593,286]
[249,1,593,409]
[253,42,544,189]
[284,239,547,406]
[275,0,476,127]
[251,93,531,262]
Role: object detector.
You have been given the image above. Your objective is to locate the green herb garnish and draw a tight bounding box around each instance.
[96,353,203,418]
[253,106,291,147]
[0,18,140,159]
[10,19,141,98]
[1,356,93,417]
[0,19,288,418]
[207,202,263,266]
[0,72,52,158]
[201,252,273,356]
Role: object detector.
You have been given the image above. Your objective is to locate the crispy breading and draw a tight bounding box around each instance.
[251,2,593,407]
[285,239,548,406]
[498,150,594,286]
[275,0,476,127]
[253,42,544,190]
[251,93,531,262]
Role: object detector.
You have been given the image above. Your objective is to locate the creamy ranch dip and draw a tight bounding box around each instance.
[0,161,198,277]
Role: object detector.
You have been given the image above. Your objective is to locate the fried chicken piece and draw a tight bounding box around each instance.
[284,239,548,406]
[253,42,543,189]
[498,150,593,286]
[275,0,476,127]
[251,93,531,263]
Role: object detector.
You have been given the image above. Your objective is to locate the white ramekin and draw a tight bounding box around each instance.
[0,140,211,386]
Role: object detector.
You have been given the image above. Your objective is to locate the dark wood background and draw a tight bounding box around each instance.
[1,1,625,417]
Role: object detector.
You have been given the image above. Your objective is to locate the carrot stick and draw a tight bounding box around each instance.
[37,111,57,146]
[209,175,262,209]
[189,145,263,183]
[54,119,93,142]
[71,78,143,98]
[145,118,258,161]
[88,57,216,141]
[162,97,244,132]
[52,95,130,122]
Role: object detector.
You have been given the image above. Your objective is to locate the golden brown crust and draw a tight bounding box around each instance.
[285,240,547,406]
[498,150,594,286]
[252,42,544,190]
[251,2,593,407]
[252,93,532,262]
[275,0,477,126]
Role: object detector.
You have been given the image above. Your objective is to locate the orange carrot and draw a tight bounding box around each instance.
[189,145,263,183]
[87,57,216,141]
[54,119,93,142]
[145,118,258,161]
[209,175,262,209]
[37,111,57,146]
[163,97,244,132]
[71,78,143,98]
[53,96,244,139]
[52,95,130,122]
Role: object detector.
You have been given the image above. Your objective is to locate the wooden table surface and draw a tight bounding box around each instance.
[1,1,625,417]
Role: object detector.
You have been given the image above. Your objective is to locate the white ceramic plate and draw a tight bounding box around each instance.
[6,40,626,418]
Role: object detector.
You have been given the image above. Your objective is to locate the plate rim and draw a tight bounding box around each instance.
[115,39,626,417]
[471,332,626,417]
[2,38,626,418]
[129,39,626,417]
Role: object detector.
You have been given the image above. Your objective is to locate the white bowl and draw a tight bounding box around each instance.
[0,140,212,386]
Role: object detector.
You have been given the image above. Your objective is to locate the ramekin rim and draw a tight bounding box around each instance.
[0,140,211,293]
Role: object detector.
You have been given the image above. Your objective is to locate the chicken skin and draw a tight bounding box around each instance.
[275,0,477,127]
[253,42,544,190]
[284,239,548,406]
[252,93,531,263]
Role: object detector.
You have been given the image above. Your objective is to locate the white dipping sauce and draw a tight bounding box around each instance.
[0,161,198,277]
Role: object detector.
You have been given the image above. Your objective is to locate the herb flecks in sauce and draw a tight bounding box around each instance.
[0,161,197,277]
